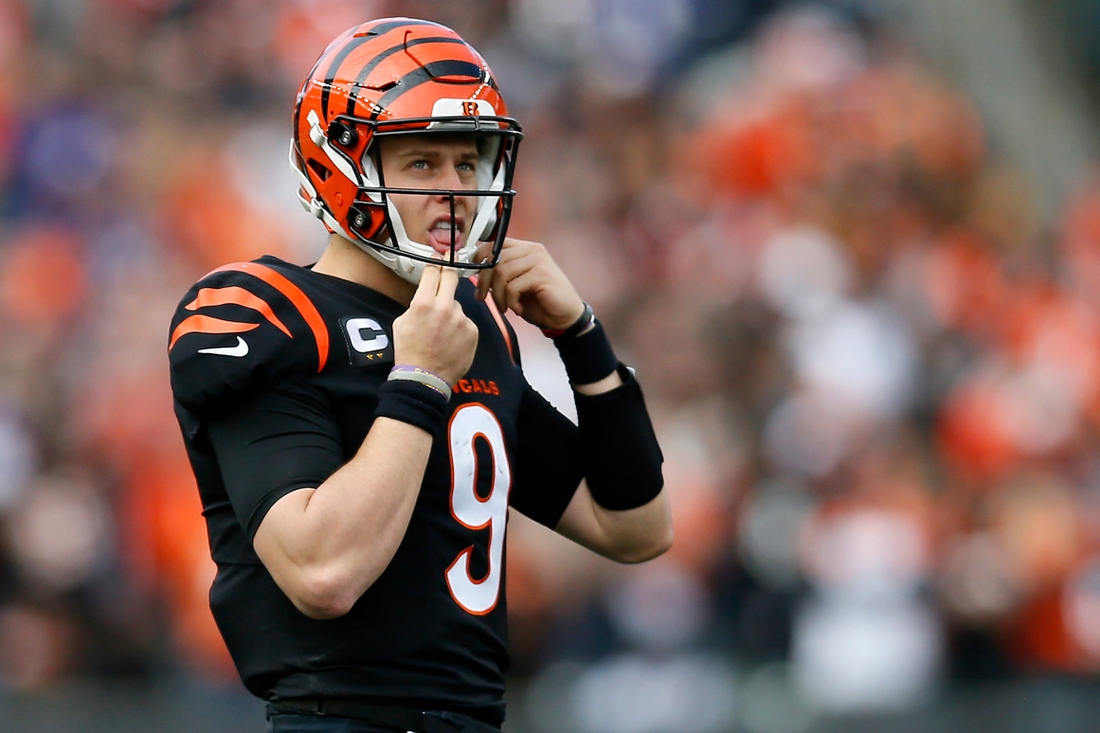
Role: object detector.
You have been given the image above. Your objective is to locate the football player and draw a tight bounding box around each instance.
[168,17,671,733]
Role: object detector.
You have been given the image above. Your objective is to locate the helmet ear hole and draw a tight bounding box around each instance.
[328,121,358,149]
[307,159,332,182]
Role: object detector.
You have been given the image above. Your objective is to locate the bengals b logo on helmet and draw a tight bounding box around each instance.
[289,17,523,284]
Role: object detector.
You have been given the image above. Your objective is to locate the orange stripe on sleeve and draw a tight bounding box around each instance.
[186,286,293,338]
[210,262,330,372]
[169,315,259,351]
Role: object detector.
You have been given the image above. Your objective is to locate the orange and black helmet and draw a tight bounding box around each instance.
[290,17,522,282]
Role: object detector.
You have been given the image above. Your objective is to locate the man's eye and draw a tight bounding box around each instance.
[457,162,476,173]
[410,160,431,170]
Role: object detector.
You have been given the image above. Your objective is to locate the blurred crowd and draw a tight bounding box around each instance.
[2,0,1100,730]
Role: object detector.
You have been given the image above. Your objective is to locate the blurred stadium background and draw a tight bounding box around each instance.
[4,0,1100,731]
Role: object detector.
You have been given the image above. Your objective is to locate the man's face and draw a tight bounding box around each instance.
[377,134,480,258]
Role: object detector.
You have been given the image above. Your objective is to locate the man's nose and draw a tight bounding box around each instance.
[432,163,475,211]
[434,159,465,190]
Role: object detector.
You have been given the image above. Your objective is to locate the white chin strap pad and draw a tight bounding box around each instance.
[469,163,505,243]
[378,197,478,284]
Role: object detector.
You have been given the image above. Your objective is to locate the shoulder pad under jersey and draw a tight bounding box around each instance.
[168,260,330,414]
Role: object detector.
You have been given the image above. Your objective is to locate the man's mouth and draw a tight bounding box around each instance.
[426,217,466,256]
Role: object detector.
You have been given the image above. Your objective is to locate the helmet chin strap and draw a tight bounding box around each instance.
[353,236,423,285]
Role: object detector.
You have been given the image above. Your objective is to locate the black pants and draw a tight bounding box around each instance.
[265,706,501,733]
[267,713,395,732]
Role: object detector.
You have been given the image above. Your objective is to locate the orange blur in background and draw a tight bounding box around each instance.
[3,0,1100,730]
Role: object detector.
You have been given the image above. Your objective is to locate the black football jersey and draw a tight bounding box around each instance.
[168,256,582,724]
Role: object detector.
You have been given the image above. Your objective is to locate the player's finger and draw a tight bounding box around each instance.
[504,274,527,313]
[502,236,538,252]
[436,265,460,299]
[491,275,508,314]
[413,265,442,305]
[492,238,524,267]
[489,252,540,293]
[473,241,496,302]
[474,240,496,264]
[503,269,543,315]
[476,268,493,301]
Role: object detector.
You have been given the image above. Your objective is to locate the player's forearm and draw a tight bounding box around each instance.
[556,484,673,563]
[576,367,664,499]
[255,418,432,618]
[547,365,671,563]
[589,489,673,562]
[303,417,430,586]
[573,369,623,396]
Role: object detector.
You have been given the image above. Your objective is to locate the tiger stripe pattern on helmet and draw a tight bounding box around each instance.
[311,27,500,124]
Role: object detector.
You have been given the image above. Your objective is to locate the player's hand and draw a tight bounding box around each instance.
[393,266,478,385]
[475,238,585,331]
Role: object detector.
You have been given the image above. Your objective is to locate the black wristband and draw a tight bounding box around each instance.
[374,379,449,437]
[576,365,664,510]
[553,317,619,385]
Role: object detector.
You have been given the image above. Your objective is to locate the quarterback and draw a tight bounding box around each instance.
[168,17,671,733]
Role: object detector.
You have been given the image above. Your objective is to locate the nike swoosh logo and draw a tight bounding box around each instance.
[198,336,249,357]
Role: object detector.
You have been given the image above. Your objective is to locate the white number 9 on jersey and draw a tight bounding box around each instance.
[446,403,511,615]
